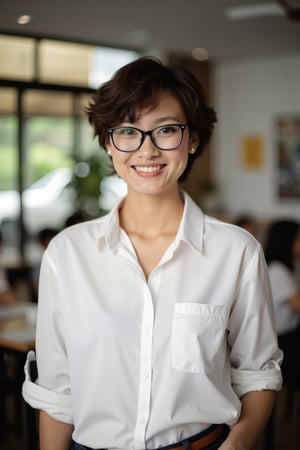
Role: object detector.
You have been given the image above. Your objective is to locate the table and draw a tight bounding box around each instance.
[0,302,37,450]
[0,303,36,351]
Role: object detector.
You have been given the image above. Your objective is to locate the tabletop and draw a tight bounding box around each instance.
[0,302,37,352]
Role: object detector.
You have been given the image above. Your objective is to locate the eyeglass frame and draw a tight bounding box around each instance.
[106,124,189,152]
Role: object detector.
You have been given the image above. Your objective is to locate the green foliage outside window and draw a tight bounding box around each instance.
[70,150,112,218]
[0,117,17,190]
[0,115,112,220]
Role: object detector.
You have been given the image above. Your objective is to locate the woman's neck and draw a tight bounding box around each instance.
[119,189,184,279]
[119,189,184,238]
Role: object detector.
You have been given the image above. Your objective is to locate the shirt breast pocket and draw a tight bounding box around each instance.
[172,303,227,374]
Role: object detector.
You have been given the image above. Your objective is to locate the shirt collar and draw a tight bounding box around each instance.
[97,192,204,253]
[96,199,123,250]
[176,191,204,254]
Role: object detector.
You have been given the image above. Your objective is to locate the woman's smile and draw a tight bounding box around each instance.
[131,164,166,176]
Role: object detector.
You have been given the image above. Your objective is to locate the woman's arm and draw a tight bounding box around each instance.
[219,390,276,450]
[39,410,74,450]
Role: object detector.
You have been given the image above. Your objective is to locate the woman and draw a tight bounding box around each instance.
[23,57,282,450]
[264,220,300,385]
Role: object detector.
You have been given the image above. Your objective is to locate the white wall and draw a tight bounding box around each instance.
[212,54,300,220]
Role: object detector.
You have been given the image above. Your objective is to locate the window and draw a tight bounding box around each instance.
[38,40,91,86]
[0,34,140,88]
[0,33,139,262]
[0,88,17,190]
[0,34,35,81]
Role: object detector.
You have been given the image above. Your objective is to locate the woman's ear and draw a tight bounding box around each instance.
[189,134,200,154]
[105,141,113,157]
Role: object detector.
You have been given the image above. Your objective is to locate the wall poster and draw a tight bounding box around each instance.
[276,115,300,199]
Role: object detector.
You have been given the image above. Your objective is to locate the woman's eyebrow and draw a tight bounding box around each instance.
[120,115,184,127]
[155,116,183,124]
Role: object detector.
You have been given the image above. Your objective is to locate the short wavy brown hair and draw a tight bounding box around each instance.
[86,56,217,182]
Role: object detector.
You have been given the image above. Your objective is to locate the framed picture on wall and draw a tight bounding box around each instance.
[275,115,300,199]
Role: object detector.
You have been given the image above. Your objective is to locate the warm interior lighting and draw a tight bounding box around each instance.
[225,3,283,20]
[191,47,209,61]
[17,14,33,25]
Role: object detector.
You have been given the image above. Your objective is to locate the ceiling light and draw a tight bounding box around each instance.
[17,14,34,25]
[225,3,284,20]
[191,47,209,61]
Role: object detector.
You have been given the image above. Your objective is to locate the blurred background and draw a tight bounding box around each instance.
[0,0,299,265]
[0,1,299,449]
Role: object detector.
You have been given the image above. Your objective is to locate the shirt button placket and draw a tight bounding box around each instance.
[133,288,154,449]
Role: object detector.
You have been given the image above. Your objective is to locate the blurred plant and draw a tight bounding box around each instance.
[70,151,112,219]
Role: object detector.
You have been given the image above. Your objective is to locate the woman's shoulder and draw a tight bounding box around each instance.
[204,213,259,247]
[46,213,111,252]
[184,192,259,249]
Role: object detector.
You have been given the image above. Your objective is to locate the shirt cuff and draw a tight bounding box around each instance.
[22,350,74,424]
[231,360,283,398]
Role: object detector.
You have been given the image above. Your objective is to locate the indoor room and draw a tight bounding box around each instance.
[0,1,299,449]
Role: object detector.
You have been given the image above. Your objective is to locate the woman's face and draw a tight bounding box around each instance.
[105,91,198,198]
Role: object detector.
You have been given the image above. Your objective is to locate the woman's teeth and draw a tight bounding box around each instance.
[134,165,162,173]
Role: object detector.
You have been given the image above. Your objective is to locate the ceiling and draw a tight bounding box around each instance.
[0,0,299,64]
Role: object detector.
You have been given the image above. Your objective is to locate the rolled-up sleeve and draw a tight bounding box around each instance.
[231,359,282,398]
[22,351,73,423]
[22,245,74,424]
[229,244,283,397]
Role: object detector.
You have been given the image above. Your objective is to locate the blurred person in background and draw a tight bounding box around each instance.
[235,214,259,239]
[0,229,17,305]
[264,219,300,385]
[31,228,58,300]
[65,211,86,228]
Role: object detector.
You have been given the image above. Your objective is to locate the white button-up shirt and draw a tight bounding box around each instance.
[23,192,282,450]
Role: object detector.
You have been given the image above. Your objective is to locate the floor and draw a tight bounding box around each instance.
[0,385,299,450]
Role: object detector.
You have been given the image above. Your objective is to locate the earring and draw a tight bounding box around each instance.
[107,150,112,157]
[189,148,196,154]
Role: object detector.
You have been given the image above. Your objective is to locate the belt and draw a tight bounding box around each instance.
[163,424,227,450]
[81,423,227,450]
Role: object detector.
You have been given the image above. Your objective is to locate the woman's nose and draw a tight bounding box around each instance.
[137,135,160,158]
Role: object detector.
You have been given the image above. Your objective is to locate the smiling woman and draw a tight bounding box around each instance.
[22,57,282,450]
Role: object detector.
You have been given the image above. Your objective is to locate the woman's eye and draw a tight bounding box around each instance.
[158,126,176,135]
[119,128,135,136]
